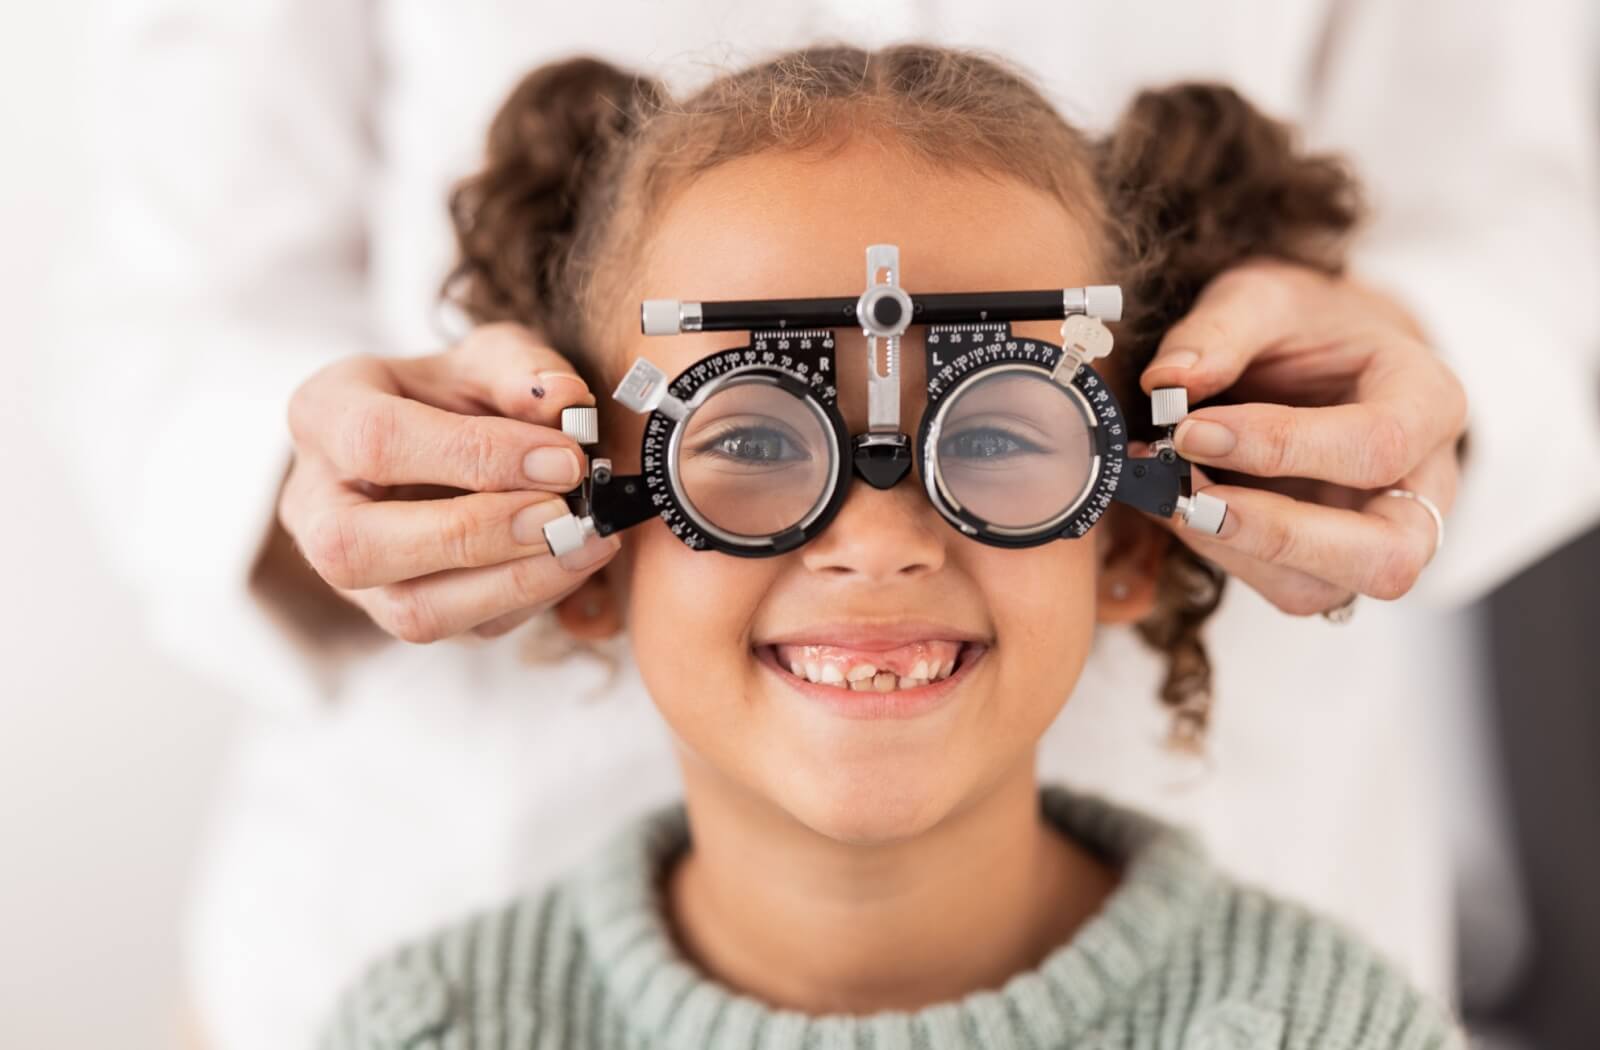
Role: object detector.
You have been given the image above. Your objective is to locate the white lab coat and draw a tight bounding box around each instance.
[52,2,1600,1048]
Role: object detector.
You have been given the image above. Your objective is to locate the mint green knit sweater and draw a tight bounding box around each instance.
[320,785,1462,1049]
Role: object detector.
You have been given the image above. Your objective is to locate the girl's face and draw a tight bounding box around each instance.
[592,141,1163,844]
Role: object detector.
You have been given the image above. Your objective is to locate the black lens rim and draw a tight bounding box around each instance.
[639,331,852,557]
[915,325,1128,548]
[667,372,845,550]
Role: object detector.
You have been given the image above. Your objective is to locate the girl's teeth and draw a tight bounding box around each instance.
[777,645,969,690]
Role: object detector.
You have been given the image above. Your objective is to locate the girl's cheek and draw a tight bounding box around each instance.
[969,544,1100,673]
[624,528,770,687]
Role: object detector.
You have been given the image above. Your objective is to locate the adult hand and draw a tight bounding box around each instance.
[1138,258,1469,616]
[279,323,617,642]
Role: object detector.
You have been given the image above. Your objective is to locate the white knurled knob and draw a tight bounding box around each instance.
[1179,491,1228,535]
[560,406,599,445]
[1151,387,1189,427]
[543,513,597,557]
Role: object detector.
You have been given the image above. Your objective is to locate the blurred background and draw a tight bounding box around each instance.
[2,2,1595,1048]
[1,8,239,1046]
[0,3,225,1046]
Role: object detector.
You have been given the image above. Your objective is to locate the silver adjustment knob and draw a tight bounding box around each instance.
[641,299,682,336]
[560,406,599,445]
[543,513,598,557]
[1084,285,1123,322]
[1063,285,1124,322]
[1151,387,1189,428]
[1177,491,1228,535]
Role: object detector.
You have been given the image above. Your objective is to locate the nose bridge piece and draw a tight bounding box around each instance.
[852,433,913,489]
[852,244,914,489]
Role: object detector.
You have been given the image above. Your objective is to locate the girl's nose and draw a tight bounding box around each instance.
[799,478,945,580]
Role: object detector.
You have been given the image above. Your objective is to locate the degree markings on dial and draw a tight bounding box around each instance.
[923,329,1124,541]
[667,331,836,401]
[641,331,836,550]
[924,336,1061,400]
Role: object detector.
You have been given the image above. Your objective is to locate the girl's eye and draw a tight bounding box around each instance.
[693,424,809,464]
[939,427,1047,461]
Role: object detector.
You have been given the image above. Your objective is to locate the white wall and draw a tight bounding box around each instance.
[0,5,237,1047]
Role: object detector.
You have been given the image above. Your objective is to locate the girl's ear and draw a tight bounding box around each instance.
[554,569,624,640]
[1095,508,1171,625]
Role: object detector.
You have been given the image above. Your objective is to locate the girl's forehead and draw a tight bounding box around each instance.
[641,145,1104,302]
[629,144,1107,372]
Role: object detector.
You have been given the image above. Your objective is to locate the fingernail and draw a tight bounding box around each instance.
[556,533,619,573]
[1175,419,1236,458]
[511,501,565,546]
[1151,350,1200,372]
[524,446,581,487]
[537,372,588,398]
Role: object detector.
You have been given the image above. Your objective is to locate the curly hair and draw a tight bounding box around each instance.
[443,45,1362,745]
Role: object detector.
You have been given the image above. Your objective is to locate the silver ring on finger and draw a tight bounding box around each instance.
[1380,487,1445,563]
[1321,592,1359,625]
[1322,486,1445,624]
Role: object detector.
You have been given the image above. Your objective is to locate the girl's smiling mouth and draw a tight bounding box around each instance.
[753,624,990,720]
[775,639,964,690]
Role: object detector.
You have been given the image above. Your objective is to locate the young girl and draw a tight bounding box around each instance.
[320,45,1460,1049]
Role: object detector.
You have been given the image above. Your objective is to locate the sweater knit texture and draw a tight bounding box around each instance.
[320,784,1462,1050]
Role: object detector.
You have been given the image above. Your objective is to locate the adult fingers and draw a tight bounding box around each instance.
[280,452,616,642]
[470,606,546,640]
[1173,446,1455,603]
[1159,526,1350,618]
[1169,345,1466,489]
[363,534,620,644]
[289,361,586,492]
[1139,260,1318,401]
[278,448,365,543]
[394,322,596,426]
[296,490,578,591]
[1134,461,1349,617]
[1357,440,1459,562]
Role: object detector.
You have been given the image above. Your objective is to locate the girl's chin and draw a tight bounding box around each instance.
[777,780,959,846]
[737,741,977,846]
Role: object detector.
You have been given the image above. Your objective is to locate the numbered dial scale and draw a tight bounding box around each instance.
[617,329,849,555]
[917,323,1127,547]
[540,244,1228,558]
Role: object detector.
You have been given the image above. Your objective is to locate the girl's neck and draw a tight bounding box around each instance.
[664,755,1119,1014]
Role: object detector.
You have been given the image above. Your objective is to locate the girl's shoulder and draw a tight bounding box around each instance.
[1165,878,1465,1050]
[1042,785,1464,1049]
[317,888,579,1050]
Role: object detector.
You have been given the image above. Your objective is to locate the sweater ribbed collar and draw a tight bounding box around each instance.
[567,784,1222,1050]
